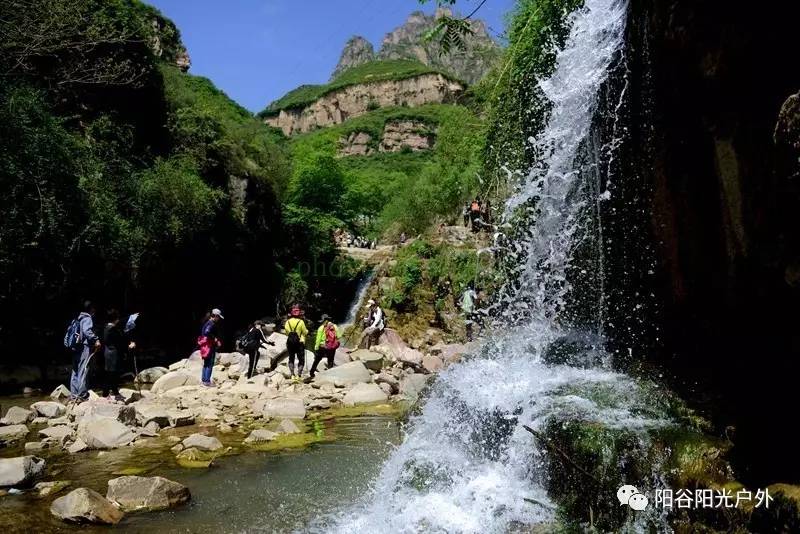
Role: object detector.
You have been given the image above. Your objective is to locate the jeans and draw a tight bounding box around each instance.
[69,345,93,399]
[201,349,215,383]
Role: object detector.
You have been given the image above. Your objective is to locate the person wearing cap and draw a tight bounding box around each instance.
[310,314,340,378]
[283,304,309,381]
[198,308,224,386]
[357,299,384,350]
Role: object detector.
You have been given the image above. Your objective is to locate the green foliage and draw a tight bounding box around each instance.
[259,60,455,116]
[288,154,346,216]
[281,269,309,308]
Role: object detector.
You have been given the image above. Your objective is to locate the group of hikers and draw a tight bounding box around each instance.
[63,298,388,401]
[463,197,492,233]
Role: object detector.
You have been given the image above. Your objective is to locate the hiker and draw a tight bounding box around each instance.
[470,197,483,232]
[66,300,100,401]
[310,314,340,378]
[198,308,224,386]
[463,202,471,227]
[102,308,135,400]
[399,232,407,244]
[283,304,309,381]
[461,284,478,342]
[239,320,274,379]
[358,299,384,350]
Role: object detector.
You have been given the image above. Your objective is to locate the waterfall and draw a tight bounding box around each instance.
[340,269,377,329]
[309,1,671,532]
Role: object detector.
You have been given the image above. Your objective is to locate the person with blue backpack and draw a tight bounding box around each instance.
[65,300,100,401]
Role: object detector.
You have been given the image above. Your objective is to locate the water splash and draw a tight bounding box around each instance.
[307,1,673,532]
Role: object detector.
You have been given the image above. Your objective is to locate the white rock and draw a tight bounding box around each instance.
[31,401,66,418]
[378,382,393,396]
[374,372,400,394]
[151,371,200,394]
[76,419,135,449]
[73,402,136,426]
[134,404,172,427]
[422,354,444,373]
[276,419,301,434]
[50,487,124,524]
[50,384,71,401]
[39,425,72,441]
[342,383,389,406]
[118,388,142,404]
[244,429,278,444]
[262,398,306,419]
[399,374,430,401]
[0,455,45,487]
[106,475,190,511]
[24,441,47,453]
[349,349,385,372]
[1,406,33,425]
[0,424,29,445]
[181,433,223,452]
[167,410,195,427]
[313,361,372,387]
[67,439,88,453]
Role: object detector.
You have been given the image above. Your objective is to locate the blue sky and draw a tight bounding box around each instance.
[145,0,515,112]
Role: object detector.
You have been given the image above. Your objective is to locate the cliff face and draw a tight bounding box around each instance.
[331,36,375,81]
[331,10,501,85]
[601,0,800,483]
[265,73,463,135]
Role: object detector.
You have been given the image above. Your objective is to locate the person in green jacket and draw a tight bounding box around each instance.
[310,314,340,378]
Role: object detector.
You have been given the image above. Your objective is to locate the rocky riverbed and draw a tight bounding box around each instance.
[0,328,469,527]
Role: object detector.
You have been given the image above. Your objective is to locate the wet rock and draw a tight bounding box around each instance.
[0,456,45,487]
[39,425,72,441]
[399,374,430,401]
[74,402,136,426]
[276,419,301,434]
[47,416,70,426]
[374,372,400,394]
[182,433,222,452]
[422,354,444,373]
[343,383,389,406]
[135,366,168,384]
[350,349,385,372]
[31,417,48,425]
[106,475,190,512]
[314,360,372,387]
[76,419,135,449]
[139,422,160,437]
[430,342,469,364]
[1,406,34,426]
[118,388,142,404]
[217,423,233,433]
[397,347,424,367]
[170,443,183,454]
[175,448,214,468]
[31,401,66,419]
[0,424,29,446]
[50,384,71,401]
[50,487,124,525]
[308,399,332,410]
[67,439,88,454]
[262,398,306,419]
[378,383,393,396]
[134,403,172,427]
[35,480,71,498]
[151,371,200,394]
[168,410,195,427]
[244,429,278,444]
[24,441,47,453]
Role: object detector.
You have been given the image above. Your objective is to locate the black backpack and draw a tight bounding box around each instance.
[286,320,302,348]
[238,329,262,353]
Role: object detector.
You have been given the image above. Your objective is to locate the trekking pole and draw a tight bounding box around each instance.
[131,347,140,392]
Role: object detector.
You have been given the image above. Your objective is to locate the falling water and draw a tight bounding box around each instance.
[340,269,377,329]
[309,0,673,532]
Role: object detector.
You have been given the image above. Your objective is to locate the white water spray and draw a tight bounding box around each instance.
[308,1,672,532]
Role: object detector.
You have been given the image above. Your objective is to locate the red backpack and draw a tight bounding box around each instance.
[324,323,340,350]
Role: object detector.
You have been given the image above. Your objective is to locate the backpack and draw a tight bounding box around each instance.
[324,323,340,350]
[286,320,302,348]
[63,318,82,350]
[238,329,261,353]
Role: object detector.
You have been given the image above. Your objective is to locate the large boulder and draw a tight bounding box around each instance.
[349,349,384,372]
[0,424,29,446]
[106,475,190,511]
[1,406,33,425]
[135,366,169,384]
[342,383,389,406]
[313,360,372,387]
[151,371,200,394]
[399,374,431,401]
[73,402,136,426]
[76,419,135,449]
[430,342,470,364]
[0,456,45,487]
[39,425,73,441]
[181,433,222,452]
[377,328,408,351]
[276,419,301,434]
[31,401,66,419]
[334,348,352,366]
[262,398,306,419]
[397,347,424,367]
[134,403,172,428]
[51,488,124,525]
[244,429,278,444]
[422,354,444,373]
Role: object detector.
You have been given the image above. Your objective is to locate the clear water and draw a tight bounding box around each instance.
[309,1,673,532]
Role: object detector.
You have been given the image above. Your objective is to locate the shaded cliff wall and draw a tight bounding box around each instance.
[611,0,800,483]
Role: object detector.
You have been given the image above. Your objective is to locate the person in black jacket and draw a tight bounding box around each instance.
[102,309,134,399]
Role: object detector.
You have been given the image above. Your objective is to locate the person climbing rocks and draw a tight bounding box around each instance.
[239,320,274,379]
[198,308,223,386]
[283,304,309,381]
[310,314,340,378]
[463,202,471,227]
[357,299,384,350]
[461,284,478,342]
[67,300,100,401]
[470,197,483,232]
[101,308,135,400]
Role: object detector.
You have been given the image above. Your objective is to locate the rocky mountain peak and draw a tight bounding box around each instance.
[330,36,375,81]
[330,10,501,85]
